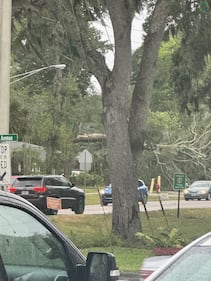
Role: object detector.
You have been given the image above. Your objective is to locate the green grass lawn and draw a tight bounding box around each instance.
[84,187,103,205]
[50,207,211,273]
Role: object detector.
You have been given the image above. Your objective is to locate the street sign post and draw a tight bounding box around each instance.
[0,134,18,188]
[0,134,18,142]
[173,173,186,190]
[173,173,186,218]
[0,143,11,188]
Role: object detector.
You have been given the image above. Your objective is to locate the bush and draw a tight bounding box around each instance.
[136,227,187,250]
[70,172,104,187]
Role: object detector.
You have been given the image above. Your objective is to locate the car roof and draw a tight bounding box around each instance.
[192,180,211,183]
[190,180,211,186]
[14,175,65,179]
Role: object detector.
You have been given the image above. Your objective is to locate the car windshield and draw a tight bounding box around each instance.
[154,246,211,281]
[138,180,144,186]
[191,182,210,188]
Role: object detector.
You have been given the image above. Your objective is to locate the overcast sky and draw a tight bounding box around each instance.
[94,12,146,69]
[90,12,146,93]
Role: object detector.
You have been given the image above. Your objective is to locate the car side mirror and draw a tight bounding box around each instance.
[86,252,120,281]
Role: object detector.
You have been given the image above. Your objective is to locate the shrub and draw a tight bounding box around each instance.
[70,172,104,187]
[136,227,187,252]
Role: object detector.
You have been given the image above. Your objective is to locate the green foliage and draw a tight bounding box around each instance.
[136,227,187,249]
[148,111,180,130]
[10,0,211,195]
[199,1,210,13]
[10,91,31,139]
[11,147,45,175]
[168,1,211,113]
[151,36,180,112]
[70,172,104,187]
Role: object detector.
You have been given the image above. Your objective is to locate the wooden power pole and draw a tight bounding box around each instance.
[0,0,12,133]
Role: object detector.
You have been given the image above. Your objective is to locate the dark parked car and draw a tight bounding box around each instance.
[7,174,85,215]
[146,232,211,280]
[101,179,148,206]
[0,190,120,281]
[184,180,211,201]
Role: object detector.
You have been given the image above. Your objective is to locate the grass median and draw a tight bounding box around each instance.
[50,190,210,273]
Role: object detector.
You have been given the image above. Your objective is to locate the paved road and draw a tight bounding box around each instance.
[59,198,211,215]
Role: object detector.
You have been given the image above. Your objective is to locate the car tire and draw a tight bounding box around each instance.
[139,190,148,205]
[101,196,108,206]
[75,196,85,214]
[206,193,211,200]
[185,198,189,201]
[102,201,108,206]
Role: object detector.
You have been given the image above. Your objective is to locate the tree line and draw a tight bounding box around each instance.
[10,0,211,240]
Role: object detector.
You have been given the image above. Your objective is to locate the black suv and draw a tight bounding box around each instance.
[8,175,85,215]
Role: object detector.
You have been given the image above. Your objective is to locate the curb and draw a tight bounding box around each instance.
[120,272,139,281]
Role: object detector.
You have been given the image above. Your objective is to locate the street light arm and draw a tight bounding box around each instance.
[10,66,50,79]
[10,64,66,84]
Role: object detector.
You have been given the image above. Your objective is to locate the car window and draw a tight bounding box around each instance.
[0,205,69,280]
[138,180,144,186]
[13,178,42,187]
[155,247,211,281]
[191,181,210,187]
[57,177,71,187]
[44,177,57,186]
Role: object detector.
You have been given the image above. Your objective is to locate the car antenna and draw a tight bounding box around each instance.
[0,172,6,181]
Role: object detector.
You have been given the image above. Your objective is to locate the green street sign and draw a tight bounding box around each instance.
[174,173,186,190]
[0,134,18,142]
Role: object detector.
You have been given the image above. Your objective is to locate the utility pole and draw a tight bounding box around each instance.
[0,0,12,134]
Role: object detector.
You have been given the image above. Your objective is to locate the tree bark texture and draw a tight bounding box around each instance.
[129,0,170,165]
[101,0,141,239]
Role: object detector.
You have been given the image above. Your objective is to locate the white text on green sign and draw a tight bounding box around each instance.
[0,134,18,142]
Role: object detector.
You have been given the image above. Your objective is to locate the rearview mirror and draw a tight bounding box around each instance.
[86,252,120,281]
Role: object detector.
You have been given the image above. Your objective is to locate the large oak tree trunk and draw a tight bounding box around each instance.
[100,0,170,239]
[102,72,141,239]
[101,1,141,239]
[129,0,170,166]
[62,0,171,240]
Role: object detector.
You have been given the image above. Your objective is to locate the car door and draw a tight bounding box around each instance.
[44,176,70,198]
[55,176,77,197]
[0,204,78,281]
[0,197,120,281]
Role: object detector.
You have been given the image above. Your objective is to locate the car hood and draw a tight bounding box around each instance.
[141,255,171,270]
[71,186,85,195]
